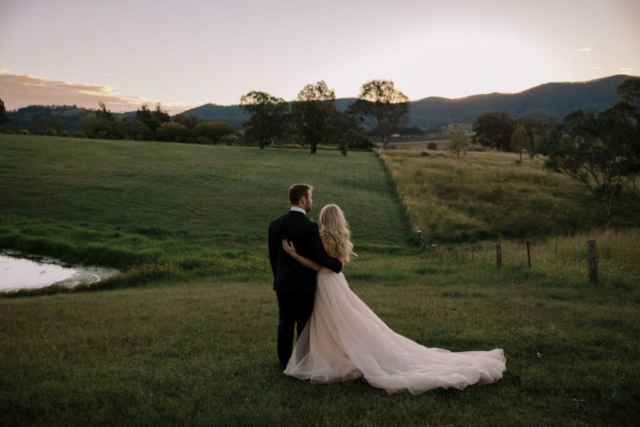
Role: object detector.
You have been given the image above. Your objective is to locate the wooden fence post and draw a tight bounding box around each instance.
[496,243,502,268]
[527,241,531,268]
[588,240,598,283]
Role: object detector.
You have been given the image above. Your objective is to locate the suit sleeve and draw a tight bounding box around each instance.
[268,222,278,277]
[306,222,342,273]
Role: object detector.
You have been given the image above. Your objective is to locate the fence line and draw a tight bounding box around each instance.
[419,237,639,284]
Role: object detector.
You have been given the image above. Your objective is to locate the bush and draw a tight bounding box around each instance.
[219,134,239,146]
[46,129,58,136]
[196,136,213,145]
[342,129,373,150]
[71,131,86,138]
[60,130,70,137]
[156,122,190,142]
[421,150,430,157]
[96,131,109,139]
[19,129,29,135]
[3,130,15,134]
[192,121,235,145]
[427,142,438,150]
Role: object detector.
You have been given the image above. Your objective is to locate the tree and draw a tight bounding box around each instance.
[96,101,115,122]
[240,91,290,149]
[543,107,639,226]
[156,122,190,142]
[0,98,9,123]
[510,126,531,162]
[617,75,640,105]
[192,121,235,145]
[448,125,469,159]
[136,104,161,133]
[79,113,114,138]
[516,113,556,157]
[613,76,640,201]
[33,116,63,135]
[472,112,514,151]
[173,113,203,129]
[153,103,171,124]
[325,109,364,146]
[291,81,336,154]
[347,80,409,149]
[116,118,153,141]
[340,129,373,150]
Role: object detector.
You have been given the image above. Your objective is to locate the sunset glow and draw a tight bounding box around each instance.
[0,0,638,113]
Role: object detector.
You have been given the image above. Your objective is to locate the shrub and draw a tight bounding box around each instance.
[156,122,190,142]
[219,134,239,146]
[20,129,29,135]
[421,150,430,157]
[60,130,70,137]
[342,129,373,150]
[192,121,235,145]
[427,142,438,150]
[196,136,213,145]
[46,129,58,136]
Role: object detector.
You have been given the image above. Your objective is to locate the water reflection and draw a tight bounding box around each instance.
[0,250,119,292]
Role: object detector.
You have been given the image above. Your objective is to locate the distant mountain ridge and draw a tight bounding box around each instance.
[1,75,629,132]
[407,75,627,128]
[182,75,627,129]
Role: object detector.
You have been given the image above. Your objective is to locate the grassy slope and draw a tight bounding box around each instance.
[0,135,410,287]
[1,135,639,426]
[382,149,640,241]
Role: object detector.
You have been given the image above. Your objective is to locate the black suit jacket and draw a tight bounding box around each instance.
[268,210,342,293]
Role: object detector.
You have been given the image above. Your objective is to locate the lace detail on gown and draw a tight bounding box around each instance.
[283,268,506,394]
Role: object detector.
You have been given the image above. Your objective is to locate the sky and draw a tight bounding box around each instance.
[1,0,639,114]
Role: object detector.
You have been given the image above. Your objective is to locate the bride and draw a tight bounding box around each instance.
[281,204,506,395]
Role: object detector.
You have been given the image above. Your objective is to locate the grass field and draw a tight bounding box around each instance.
[0,134,410,289]
[1,135,639,426]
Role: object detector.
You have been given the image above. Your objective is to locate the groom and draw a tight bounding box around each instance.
[268,183,343,370]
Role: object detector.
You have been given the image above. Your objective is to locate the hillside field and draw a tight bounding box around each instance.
[1,135,639,426]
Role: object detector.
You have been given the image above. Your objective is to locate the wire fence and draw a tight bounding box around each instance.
[419,238,640,284]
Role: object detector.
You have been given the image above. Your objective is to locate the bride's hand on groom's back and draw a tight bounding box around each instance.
[282,239,297,256]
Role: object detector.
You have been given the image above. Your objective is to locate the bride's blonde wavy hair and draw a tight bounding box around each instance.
[319,204,356,263]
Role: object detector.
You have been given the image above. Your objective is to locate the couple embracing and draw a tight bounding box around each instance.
[268,184,506,395]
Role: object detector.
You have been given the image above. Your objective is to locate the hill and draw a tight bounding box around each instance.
[0,75,628,132]
[408,74,627,128]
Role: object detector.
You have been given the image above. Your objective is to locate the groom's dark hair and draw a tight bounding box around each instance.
[289,183,313,205]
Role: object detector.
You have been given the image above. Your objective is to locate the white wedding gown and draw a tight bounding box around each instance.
[284,268,506,394]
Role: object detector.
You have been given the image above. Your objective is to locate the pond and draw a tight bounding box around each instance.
[0,250,120,292]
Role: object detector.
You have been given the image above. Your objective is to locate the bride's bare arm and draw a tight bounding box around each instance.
[282,240,321,271]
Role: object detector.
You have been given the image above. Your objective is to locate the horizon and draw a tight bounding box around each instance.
[1,0,639,114]
[0,73,631,116]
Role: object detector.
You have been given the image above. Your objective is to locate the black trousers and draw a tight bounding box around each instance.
[276,290,315,370]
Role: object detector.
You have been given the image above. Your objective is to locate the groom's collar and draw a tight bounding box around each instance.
[290,207,307,215]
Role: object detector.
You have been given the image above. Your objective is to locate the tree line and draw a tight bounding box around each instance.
[0,79,412,153]
[239,79,409,153]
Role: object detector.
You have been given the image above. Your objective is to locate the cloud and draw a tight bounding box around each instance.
[592,66,603,70]
[0,69,190,114]
[619,67,634,72]
[576,48,591,53]
[93,72,117,77]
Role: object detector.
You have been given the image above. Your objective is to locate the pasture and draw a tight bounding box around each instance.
[1,135,639,426]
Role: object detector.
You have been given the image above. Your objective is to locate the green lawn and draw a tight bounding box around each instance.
[1,135,639,426]
[0,135,410,288]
